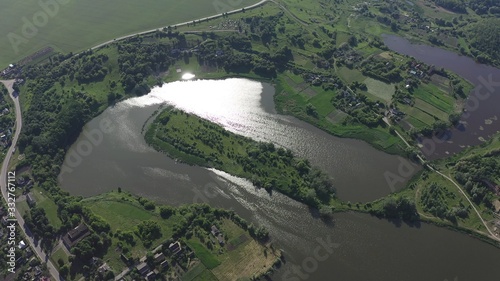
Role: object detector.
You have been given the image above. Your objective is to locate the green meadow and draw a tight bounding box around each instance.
[0,0,259,68]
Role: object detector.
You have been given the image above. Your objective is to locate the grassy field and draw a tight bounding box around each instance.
[183,219,280,281]
[274,75,404,154]
[81,192,183,272]
[50,247,70,270]
[399,104,436,126]
[30,187,62,228]
[0,0,259,68]
[338,67,365,84]
[187,239,221,269]
[414,98,449,121]
[211,220,279,281]
[412,83,455,114]
[363,77,395,103]
[184,263,219,281]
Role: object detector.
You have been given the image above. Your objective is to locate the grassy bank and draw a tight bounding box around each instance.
[145,108,500,245]
[68,190,281,280]
[145,109,336,208]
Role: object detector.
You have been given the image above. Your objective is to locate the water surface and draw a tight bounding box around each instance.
[383,34,500,159]
[59,79,500,280]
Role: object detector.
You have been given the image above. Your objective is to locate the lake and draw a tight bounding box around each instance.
[59,78,500,280]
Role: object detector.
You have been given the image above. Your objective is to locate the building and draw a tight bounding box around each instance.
[168,241,182,255]
[160,260,169,270]
[136,262,151,276]
[98,263,111,275]
[210,225,220,236]
[62,223,91,249]
[211,225,225,245]
[154,252,165,263]
[18,240,27,250]
[146,271,156,281]
[26,193,36,207]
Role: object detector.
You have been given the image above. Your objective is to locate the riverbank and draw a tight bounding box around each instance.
[61,190,282,280]
[145,108,336,208]
[145,108,500,246]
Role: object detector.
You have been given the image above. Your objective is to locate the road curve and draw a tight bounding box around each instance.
[392,125,499,242]
[431,168,500,241]
[0,80,61,281]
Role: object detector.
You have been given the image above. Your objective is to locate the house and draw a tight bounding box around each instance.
[154,252,165,263]
[98,263,111,274]
[26,193,36,207]
[146,271,156,281]
[16,177,27,186]
[18,240,27,250]
[34,266,42,276]
[169,241,182,255]
[390,108,405,116]
[211,225,225,245]
[160,260,169,269]
[136,262,151,276]
[25,248,33,258]
[62,223,91,250]
[211,225,220,236]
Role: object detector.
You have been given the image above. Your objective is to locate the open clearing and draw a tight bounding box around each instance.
[412,83,454,113]
[414,98,448,121]
[0,0,259,67]
[338,66,365,83]
[211,239,279,281]
[82,193,182,271]
[363,77,395,102]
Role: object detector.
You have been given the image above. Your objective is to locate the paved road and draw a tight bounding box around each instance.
[85,0,269,54]
[0,80,61,281]
[0,3,270,280]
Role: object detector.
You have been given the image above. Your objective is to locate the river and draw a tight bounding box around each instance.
[382,34,500,160]
[59,78,500,280]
